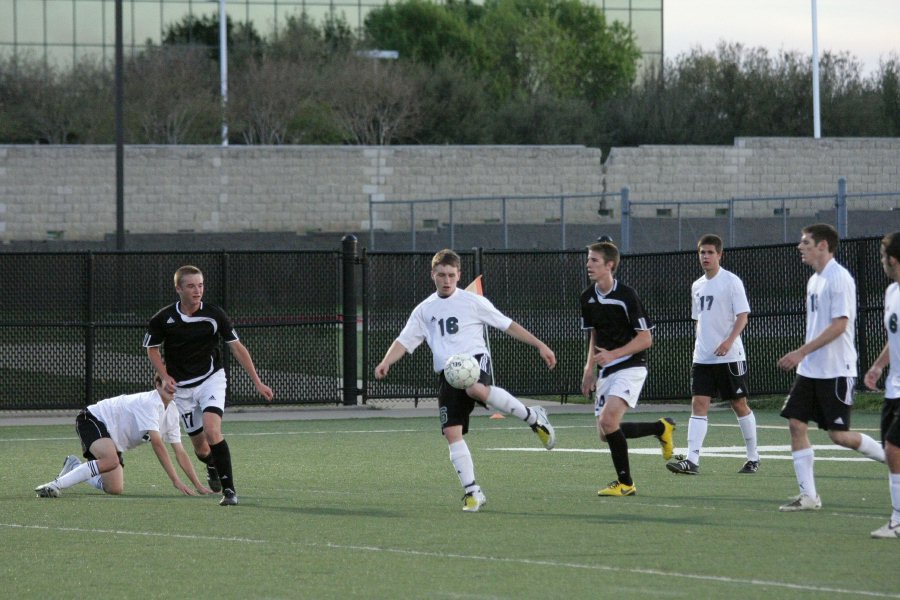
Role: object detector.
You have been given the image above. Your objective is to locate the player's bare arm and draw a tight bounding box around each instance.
[146,347,176,393]
[172,442,213,494]
[582,329,598,398]
[148,431,195,496]
[777,316,848,371]
[716,312,749,356]
[505,322,556,369]
[227,341,274,401]
[374,341,410,379]
[864,342,891,391]
[593,329,652,366]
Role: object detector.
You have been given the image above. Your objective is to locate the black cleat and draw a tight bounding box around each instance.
[207,464,222,493]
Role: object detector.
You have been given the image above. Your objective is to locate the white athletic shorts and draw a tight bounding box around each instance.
[174,368,227,435]
[595,366,648,415]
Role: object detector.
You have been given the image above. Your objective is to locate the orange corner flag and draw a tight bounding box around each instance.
[465,275,483,296]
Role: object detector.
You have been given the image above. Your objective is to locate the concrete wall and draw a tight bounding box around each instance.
[1,138,897,243]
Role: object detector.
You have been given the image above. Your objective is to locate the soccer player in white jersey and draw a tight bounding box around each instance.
[35,374,212,497]
[777,223,885,511]
[667,234,759,475]
[863,231,900,538]
[374,249,557,512]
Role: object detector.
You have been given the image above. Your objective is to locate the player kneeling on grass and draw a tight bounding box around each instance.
[35,374,213,498]
[374,249,557,513]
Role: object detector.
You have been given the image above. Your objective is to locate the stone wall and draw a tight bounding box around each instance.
[0,139,897,244]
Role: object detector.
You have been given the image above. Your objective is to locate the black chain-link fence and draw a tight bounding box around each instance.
[0,251,342,409]
[0,239,890,409]
[363,237,888,403]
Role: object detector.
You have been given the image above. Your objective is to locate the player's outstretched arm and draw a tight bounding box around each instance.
[147,347,176,393]
[228,341,274,401]
[148,431,194,495]
[505,322,556,369]
[375,341,410,380]
[171,441,213,494]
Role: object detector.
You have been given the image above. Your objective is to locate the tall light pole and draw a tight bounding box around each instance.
[215,0,228,146]
[811,0,821,138]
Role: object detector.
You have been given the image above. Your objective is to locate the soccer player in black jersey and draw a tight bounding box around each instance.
[144,265,273,506]
[580,241,675,497]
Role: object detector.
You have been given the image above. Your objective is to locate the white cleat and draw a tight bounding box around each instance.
[871,521,900,539]
[35,482,61,498]
[462,489,487,512]
[779,494,821,512]
[530,406,556,450]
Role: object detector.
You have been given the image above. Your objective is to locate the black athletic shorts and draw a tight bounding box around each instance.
[691,362,750,400]
[438,353,493,435]
[780,375,854,431]
[75,409,124,467]
[881,397,900,447]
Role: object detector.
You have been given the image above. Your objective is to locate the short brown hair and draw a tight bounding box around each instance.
[431,249,461,271]
[588,241,620,272]
[883,231,900,262]
[802,223,840,253]
[697,234,723,253]
[174,265,203,288]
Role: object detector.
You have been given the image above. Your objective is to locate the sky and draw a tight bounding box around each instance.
[664,0,899,76]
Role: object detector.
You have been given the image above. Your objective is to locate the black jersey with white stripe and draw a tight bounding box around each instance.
[143,301,238,387]
[580,279,654,375]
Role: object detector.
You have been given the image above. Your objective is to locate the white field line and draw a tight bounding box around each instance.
[1,522,897,599]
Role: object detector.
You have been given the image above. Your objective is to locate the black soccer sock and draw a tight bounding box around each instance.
[605,429,632,486]
[209,439,234,492]
[620,421,662,439]
[196,451,216,467]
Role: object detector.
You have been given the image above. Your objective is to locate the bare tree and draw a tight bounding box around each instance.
[228,57,315,144]
[124,46,219,143]
[324,56,422,145]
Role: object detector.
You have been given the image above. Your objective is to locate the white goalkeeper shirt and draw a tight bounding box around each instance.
[883,282,900,398]
[797,258,857,379]
[87,389,181,453]
[396,288,513,373]
[691,267,751,364]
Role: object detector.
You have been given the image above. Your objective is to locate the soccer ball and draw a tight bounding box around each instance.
[443,353,481,389]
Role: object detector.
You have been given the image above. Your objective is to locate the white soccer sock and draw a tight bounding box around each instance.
[687,415,708,465]
[890,473,900,524]
[56,460,100,489]
[792,448,817,498]
[486,386,532,423]
[856,434,886,463]
[738,412,759,461]
[88,475,104,490]
[449,440,478,493]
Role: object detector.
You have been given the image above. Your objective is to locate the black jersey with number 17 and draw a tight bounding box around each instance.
[143,301,239,387]
[580,279,654,376]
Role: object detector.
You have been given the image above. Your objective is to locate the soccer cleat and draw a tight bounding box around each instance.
[58,455,81,478]
[871,521,900,539]
[462,489,487,512]
[597,480,636,497]
[738,460,760,474]
[206,464,222,493]
[779,494,821,511]
[656,417,676,460]
[529,406,556,450]
[666,459,699,475]
[219,488,238,506]
[35,482,61,498]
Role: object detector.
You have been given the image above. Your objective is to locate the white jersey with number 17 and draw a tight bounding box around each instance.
[692,267,751,364]
[395,289,513,373]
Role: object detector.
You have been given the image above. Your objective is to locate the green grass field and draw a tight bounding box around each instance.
[1,408,897,599]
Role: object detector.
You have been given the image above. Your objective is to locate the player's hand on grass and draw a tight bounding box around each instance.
[174,480,195,496]
[195,484,214,495]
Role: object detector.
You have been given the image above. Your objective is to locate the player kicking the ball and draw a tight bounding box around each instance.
[374,249,557,512]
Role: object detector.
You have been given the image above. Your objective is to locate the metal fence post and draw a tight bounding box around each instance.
[620,187,630,253]
[836,177,848,238]
[342,235,358,406]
